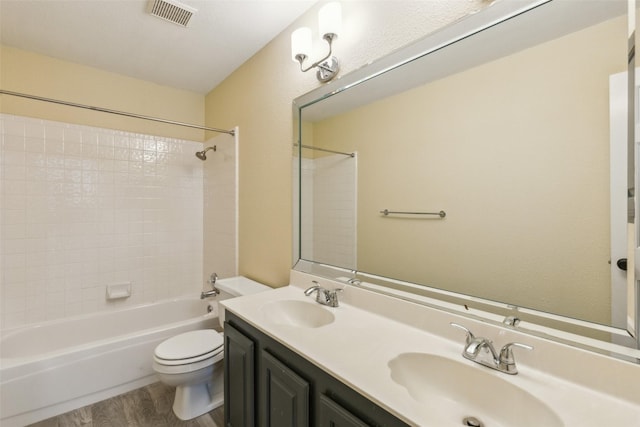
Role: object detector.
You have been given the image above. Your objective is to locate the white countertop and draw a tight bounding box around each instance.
[221,272,640,427]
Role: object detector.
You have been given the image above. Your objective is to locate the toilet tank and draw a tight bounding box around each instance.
[214,276,271,327]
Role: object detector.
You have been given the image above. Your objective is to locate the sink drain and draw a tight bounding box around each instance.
[462,416,484,427]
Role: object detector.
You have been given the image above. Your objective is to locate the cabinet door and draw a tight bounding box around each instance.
[224,323,255,427]
[260,350,310,427]
[319,394,369,427]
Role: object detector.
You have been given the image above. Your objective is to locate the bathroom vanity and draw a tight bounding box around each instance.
[221,271,640,427]
[224,313,407,427]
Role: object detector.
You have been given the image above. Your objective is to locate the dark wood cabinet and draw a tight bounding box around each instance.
[260,350,310,427]
[224,323,256,427]
[318,394,370,427]
[224,312,409,427]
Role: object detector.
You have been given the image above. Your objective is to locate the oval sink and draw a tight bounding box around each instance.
[388,353,563,427]
[262,300,335,328]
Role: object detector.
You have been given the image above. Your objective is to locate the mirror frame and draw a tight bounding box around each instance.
[293,0,640,362]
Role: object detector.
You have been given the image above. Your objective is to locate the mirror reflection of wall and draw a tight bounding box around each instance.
[300,10,627,326]
[299,121,357,269]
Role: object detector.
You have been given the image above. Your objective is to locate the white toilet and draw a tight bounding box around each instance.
[152,276,269,420]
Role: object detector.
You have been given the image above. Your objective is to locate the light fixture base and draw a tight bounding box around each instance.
[316,56,340,83]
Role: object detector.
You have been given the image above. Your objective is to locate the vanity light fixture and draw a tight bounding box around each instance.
[291,2,342,83]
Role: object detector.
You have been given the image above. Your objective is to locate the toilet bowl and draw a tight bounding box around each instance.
[153,329,224,420]
[152,276,269,420]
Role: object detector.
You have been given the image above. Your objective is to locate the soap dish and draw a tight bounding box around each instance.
[106,282,132,300]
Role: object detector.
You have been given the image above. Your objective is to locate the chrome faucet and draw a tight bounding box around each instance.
[200,272,220,299]
[450,322,532,375]
[304,281,342,307]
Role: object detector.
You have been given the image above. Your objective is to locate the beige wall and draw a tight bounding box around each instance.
[204,0,487,287]
[309,16,626,324]
[1,45,204,141]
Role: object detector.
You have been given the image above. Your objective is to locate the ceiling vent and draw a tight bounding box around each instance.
[147,0,196,27]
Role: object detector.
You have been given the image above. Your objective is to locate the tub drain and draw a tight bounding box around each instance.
[462,416,484,427]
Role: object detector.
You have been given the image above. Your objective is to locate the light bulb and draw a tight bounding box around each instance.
[318,2,341,39]
[291,27,312,62]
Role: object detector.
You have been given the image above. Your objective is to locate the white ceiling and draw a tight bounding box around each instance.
[0,0,316,94]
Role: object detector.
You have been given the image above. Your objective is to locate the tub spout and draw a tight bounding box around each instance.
[200,289,219,299]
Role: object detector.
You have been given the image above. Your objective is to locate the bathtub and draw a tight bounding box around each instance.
[0,296,218,427]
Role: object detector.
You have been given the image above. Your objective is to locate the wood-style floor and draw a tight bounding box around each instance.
[27,382,224,427]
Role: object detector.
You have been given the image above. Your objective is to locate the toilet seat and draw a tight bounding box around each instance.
[154,330,224,366]
[153,352,224,374]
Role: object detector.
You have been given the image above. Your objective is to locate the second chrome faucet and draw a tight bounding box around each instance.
[450,322,533,375]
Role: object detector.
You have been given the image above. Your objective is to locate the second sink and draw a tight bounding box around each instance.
[262,300,335,328]
[388,352,563,427]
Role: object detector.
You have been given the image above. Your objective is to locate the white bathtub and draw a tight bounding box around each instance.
[0,296,218,427]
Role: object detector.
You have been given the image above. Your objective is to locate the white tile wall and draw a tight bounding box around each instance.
[0,114,207,329]
[296,154,357,269]
[298,157,315,261]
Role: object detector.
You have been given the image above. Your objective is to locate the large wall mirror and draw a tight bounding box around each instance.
[293,0,640,359]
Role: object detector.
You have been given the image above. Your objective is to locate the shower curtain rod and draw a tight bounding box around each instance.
[296,143,354,158]
[0,90,235,136]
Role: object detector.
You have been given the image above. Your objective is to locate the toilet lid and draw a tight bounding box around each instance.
[154,330,223,361]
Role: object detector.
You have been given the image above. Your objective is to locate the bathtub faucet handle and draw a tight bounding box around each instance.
[201,273,220,299]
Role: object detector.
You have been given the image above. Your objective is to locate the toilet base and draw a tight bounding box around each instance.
[172,380,224,420]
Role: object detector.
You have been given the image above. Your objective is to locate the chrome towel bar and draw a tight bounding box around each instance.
[380,209,446,218]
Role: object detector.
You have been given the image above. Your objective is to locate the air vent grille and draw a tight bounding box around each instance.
[148,0,196,27]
